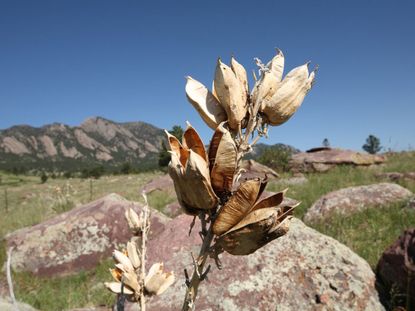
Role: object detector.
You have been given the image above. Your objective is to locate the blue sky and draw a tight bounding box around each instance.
[1,0,414,151]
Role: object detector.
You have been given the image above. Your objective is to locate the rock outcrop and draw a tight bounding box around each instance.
[4,194,169,276]
[144,216,384,310]
[304,183,413,223]
[289,148,385,173]
[376,172,415,182]
[376,228,415,310]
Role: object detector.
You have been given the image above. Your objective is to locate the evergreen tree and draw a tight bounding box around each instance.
[362,135,382,154]
[322,138,330,148]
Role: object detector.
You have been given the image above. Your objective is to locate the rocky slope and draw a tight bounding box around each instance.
[0,117,164,171]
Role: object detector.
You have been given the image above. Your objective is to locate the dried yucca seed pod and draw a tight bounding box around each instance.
[125,208,142,233]
[214,59,248,130]
[208,123,237,194]
[166,125,218,215]
[251,49,285,108]
[261,63,316,126]
[144,263,175,296]
[127,241,141,269]
[217,205,294,255]
[213,179,285,235]
[185,76,227,130]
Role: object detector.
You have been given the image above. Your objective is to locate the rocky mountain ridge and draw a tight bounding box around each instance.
[0,117,165,171]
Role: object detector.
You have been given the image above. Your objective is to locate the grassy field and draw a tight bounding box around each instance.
[0,151,414,310]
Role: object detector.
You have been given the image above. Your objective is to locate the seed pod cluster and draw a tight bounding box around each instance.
[185,50,316,129]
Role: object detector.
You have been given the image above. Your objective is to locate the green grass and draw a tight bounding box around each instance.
[12,259,114,311]
[0,152,414,310]
[311,201,415,268]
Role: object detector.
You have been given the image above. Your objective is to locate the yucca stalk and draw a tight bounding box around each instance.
[179,51,316,310]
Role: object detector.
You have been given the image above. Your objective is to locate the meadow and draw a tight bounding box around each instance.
[0,151,414,310]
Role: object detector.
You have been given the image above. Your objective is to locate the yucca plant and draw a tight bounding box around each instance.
[175,50,317,310]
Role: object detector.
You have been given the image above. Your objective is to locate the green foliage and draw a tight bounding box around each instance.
[11,259,115,311]
[120,162,133,175]
[63,171,72,179]
[363,134,382,154]
[40,172,48,184]
[81,165,105,179]
[147,190,176,213]
[256,145,293,173]
[158,125,184,169]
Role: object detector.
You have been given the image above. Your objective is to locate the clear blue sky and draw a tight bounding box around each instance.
[1,0,414,151]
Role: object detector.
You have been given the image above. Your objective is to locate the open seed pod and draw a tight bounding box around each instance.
[105,247,142,301]
[185,76,227,130]
[216,205,294,255]
[144,263,175,296]
[214,58,248,130]
[213,179,284,235]
[166,124,218,215]
[208,122,237,194]
[213,179,296,255]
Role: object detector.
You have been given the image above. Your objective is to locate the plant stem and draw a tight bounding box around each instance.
[181,219,215,311]
[140,193,150,311]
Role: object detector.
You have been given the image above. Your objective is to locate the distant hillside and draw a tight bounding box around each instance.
[0,117,165,172]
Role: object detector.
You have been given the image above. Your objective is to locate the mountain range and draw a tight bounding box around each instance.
[0,117,165,172]
[0,117,300,172]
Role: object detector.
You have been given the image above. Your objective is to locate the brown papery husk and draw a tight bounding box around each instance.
[249,189,287,213]
[165,132,190,168]
[185,76,227,130]
[182,125,208,162]
[168,152,217,215]
[212,179,262,236]
[218,209,292,256]
[208,123,237,193]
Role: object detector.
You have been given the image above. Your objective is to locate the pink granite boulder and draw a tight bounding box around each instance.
[4,193,169,276]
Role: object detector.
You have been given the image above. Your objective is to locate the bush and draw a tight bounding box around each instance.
[257,146,293,173]
[40,172,48,183]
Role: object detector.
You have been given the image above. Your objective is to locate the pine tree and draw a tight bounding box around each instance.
[362,135,382,154]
